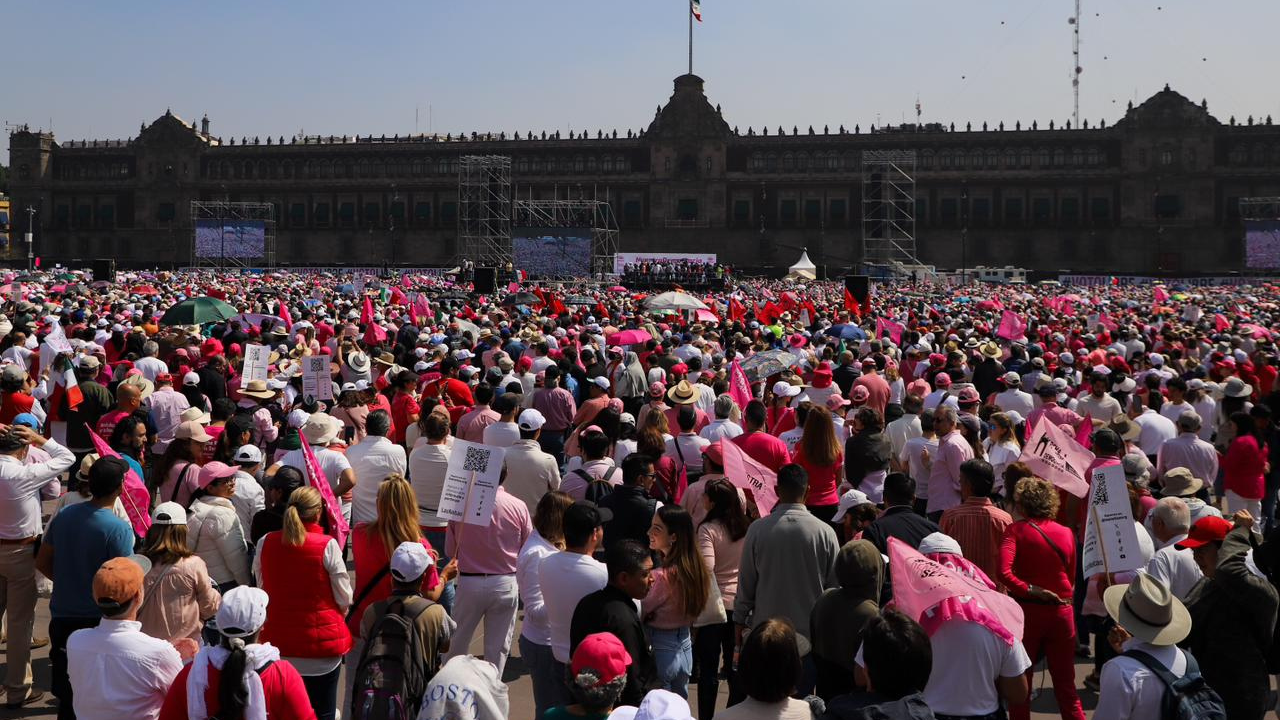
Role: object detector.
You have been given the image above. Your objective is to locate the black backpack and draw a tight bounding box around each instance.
[350,596,435,720]
[1121,649,1227,720]
[576,466,618,503]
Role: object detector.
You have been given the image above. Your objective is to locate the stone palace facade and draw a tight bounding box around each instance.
[7,74,1280,273]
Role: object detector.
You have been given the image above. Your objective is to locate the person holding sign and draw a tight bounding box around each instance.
[999,477,1087,720]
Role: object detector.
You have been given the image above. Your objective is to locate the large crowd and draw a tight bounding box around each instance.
[1,268,1279,720]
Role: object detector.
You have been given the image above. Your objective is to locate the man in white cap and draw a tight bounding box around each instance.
[353,542,454,708]
[1094,574,1200,720]
[66,555,183,720]
[229,443,267,533]
[993,371,1035,417]
[830,488,876,543]
[501,409,562,515]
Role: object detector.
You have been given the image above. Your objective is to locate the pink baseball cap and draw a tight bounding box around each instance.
[197,461,238,489]
[571,632,632,686]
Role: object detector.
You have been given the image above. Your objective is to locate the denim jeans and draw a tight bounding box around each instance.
[301,663,342,720]
[520,635,567,718]
[539,430,567,467]
[648,625,692,698]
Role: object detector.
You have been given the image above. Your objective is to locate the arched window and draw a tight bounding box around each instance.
[781,153,794,172]
[1086,147,1101,166]
[358,159,370,178]
[842,152,855,170]
[1020,149,1032,168]
[320,160,332,179]
[954,150,966,169]
[796,152,809,172]
[617,155,629,172]
[1071,148,1083,166]
[516,157,529,173]
[1038,148,1051,167]
[587,156,597,173]
[939,152,953,168]
[574,156,585,173]
[257,160,267,178]
[1053,149,1065,166]
[1004,149,1017,168]
[602,156,614,173]
[921,151,935,169]
[282,161,293,178]
[533,157,544,173]
[986,150,998,168]
[765,154,777,172]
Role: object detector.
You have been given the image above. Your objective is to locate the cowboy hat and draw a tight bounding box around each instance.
[1108,415,1141,442]
[1103,573,1191,646]
[666,380,701,406]
[300,413,342,446]
[240,379,277,400]
[346,351,371,374]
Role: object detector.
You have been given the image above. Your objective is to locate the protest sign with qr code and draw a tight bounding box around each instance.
[438,439,507,526]
[301,356,333,401]
[1081,463,1144,578]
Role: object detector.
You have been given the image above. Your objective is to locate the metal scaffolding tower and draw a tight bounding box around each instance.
[189,200,276,269]
[861,150,923,269]
[457,155,513,268]
[513,187,621,279]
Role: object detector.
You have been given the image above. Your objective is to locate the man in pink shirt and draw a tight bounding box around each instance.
[456,383,501,443]
[926,405,973,520]
[147,375,191,455]
[1025,384,1084,433]
[853,358,892,418]
[443,481,532,675]
[732,400,791,472]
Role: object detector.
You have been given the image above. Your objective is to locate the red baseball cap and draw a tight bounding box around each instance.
[1176,516,1233,549]
[570,632,632,686]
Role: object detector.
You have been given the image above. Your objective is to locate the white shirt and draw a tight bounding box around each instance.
[530,356,556,375]
[885,414,923,459]
[666,433,710,474]
[539,550,608,663]
[994,388,1036,417]
[1142,533,1203,600]
[1095,639,1187,720]
[408,442,452,528]
[700,418,743,444]
[779,427,804,455]
[516,531,559,646]
[921,620,1032,716]
[347,436,408,526]
[280,445,352,493]
[0,439,75,538]
[1133,409,1177,457]
[230,470,266,534]
[66,619,183,720]
[1159,399,1194,426]
[133,356,170,383]
[482,420,521,448]
[901,435,938,497]
[1190,397,1217,441]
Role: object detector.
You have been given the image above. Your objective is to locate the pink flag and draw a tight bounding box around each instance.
[400,273,412,289]
[413,293,433,321]
[89,428,151,537]
[301,439,350,550]
[695,308,719,323]
[361,296,375,325]
[363,322,387,346]
[408,300,419,327]
[876,318,904,346]
[1153,285,1170,303]
[888,537,1024,644]
[1017,417,1095,498]
[728,360,753,415]
[1214,313,1231,332]
[1074,413,1093,449]
[720,439,779,516]
[278,301,293,331]
[1060,299,1076,317]
[996,310,1027,341]
[1096,313,1118,332]
[507,282,519,294]
[389,287,407,306]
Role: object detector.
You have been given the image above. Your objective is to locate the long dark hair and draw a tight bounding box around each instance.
[214,415,253,464]
[702,477,750,541]
[216,634,252,719]
[151,437,199,491]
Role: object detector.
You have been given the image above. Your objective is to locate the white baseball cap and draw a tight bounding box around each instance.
[215,586,269,638]
[151,501,187,526]
[772,380,801,398]
[831,488,872,522]
[390,541,434,582]
[233,444,264,465]
[918,532,964,556]
[518,409,546,432]
[591,376,611,391]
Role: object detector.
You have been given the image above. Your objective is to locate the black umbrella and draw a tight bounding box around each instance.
[502,291,540,306]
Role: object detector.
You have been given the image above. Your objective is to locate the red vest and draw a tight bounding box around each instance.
[258,523,352,658]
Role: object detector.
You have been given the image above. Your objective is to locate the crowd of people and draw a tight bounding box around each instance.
[2,267,1280,719]
[620,259,732,289]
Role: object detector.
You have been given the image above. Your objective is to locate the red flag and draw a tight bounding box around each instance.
[1214,313,1231,332]
[549,292,567,317]
[729,297,747,322]
[408,300,419,327]
[301,439,349,549]
[844,287,861,317]
[361,296,375,325]
[363,322,387,346]
[278,301,293,331]
[595,300,610,320]
[1075,413,1093,449]
[389,287,407,306]
[89,429,151,537]
[1153,285,1170,304]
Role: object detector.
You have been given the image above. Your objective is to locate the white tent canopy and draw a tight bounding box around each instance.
[786,251,817,280]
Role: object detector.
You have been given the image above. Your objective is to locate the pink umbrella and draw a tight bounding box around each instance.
[695,309,720,323]
[608,285,628,293]
[606,329,652,346]
[1242,323,1273,339]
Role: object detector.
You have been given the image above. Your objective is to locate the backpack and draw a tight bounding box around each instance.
[350,596,435,720]
[575,466,618,503]
[1121,648,1227,720]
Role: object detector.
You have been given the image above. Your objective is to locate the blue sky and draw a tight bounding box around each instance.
[6,0,1277,158]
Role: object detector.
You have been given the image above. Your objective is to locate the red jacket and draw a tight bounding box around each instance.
[158,656,317,720]
[258,524,353,658]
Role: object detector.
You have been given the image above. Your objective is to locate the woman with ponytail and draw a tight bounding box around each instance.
[252,487,352,720]
[158,586,317,720]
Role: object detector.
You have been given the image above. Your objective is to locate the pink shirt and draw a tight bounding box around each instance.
[445,487,532,575]
[641,566,698,630]
[455,406,500,443]
[732,431,791,472]
[927,430,974,515]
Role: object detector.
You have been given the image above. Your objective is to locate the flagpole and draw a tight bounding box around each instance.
[688,1,693,75]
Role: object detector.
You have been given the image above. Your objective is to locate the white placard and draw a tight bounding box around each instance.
[437,439,507,527]
[1081,463,1145,578]
[9,283,21,302]
[301,355,333,401]
[241,343,270,384]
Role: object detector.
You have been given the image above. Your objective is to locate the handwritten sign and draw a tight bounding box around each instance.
[1018,419,1094,498]
[438,440,507,526]
[241,343,269,384]
[301,356,333,401]
[720,439,779,515]
[1081,463,1145,578]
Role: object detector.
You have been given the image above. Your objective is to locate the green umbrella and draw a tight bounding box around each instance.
[56,273,77,281]
[160,297,237,326]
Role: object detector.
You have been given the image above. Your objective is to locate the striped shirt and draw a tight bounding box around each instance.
[939,497,1014,587]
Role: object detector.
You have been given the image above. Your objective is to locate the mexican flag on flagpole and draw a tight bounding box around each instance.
[691,0,702,22]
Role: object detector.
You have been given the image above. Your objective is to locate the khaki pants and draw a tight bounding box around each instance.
[0,543,37,699]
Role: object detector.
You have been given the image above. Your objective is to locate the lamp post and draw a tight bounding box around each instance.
[960,182,969,285]
[24,205,36,272]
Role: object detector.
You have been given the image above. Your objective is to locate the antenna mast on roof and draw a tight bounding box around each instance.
[1070,0,1082,128]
